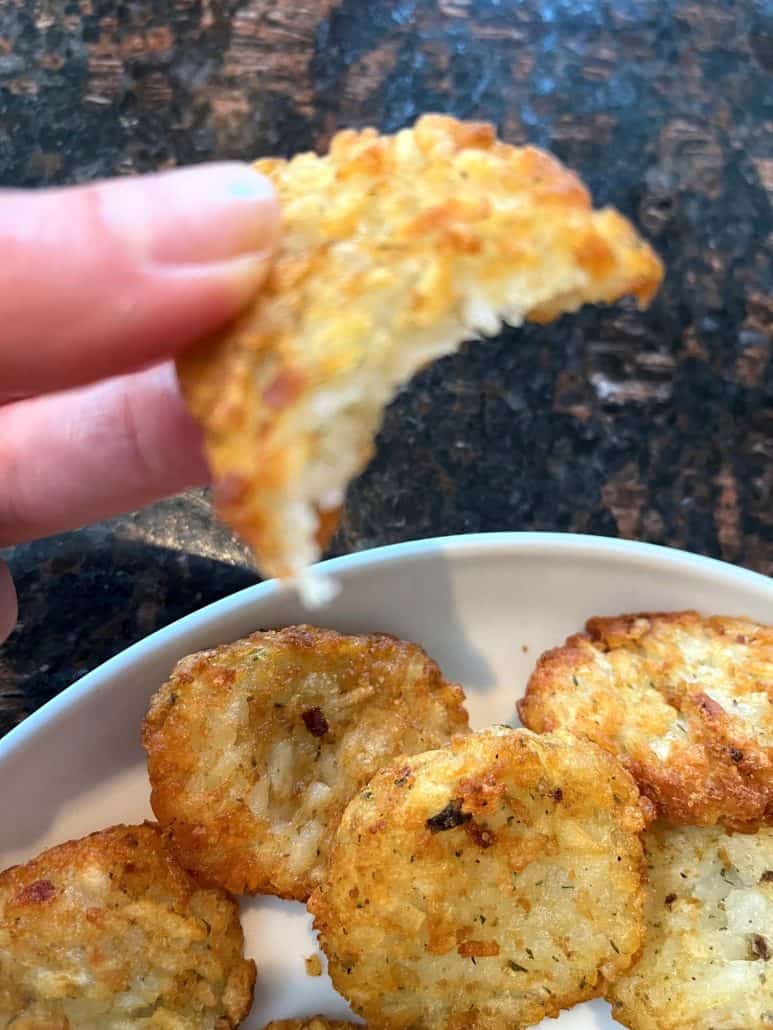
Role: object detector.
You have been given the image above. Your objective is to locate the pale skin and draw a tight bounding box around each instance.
[0,163,280,644]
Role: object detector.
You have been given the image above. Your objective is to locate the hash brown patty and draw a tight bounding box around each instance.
[144,625,469,900]
[178,113,662,580]
[0,823,255,1029]
[519,611,773,829]
[607,822,773,1030]
[310,727,646,1029]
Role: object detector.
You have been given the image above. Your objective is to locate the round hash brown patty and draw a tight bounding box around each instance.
[309,727,647,1029]
[143,625,469,900]
[0,823,255,1029]
[607,822,773,1030]
[519,611,773,829]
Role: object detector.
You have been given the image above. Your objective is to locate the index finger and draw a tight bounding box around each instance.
[0,163,279,400]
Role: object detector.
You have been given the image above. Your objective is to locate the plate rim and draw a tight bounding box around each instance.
[2,531,771,765]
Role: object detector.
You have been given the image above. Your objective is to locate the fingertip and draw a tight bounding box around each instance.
[97,161,282,268]
[0,561,18,645]
[221,164,281,252]
[0,163,282,396]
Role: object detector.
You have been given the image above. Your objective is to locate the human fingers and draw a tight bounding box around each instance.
[0,363,209,547]
[0,163,279,400]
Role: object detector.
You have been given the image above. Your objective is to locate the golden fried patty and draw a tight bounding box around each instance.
[0,823,255,1029]
[310,728,646,1029]
[607,822,773,1030]
[143,625,469,900]
[519,611,773,829]
[178,113,662,580]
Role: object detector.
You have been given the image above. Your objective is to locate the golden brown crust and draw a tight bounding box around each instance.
[606,822,773,1030]
[178,113,663,579]
[310,727,646,1029]
[519,611,773,830]
[0,823,255,1029]
[143,626,469,900]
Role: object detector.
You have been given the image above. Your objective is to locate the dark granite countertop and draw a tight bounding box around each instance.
[0,0,771,736]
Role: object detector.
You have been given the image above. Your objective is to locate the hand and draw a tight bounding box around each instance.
[0,163,280,645]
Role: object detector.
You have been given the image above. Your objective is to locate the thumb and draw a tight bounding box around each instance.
[0,561,17,645]
[0,163,279,399]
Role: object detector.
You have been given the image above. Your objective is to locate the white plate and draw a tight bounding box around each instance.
[2,532,771,1027]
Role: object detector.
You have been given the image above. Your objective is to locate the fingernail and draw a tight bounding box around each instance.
[98,162,280,267]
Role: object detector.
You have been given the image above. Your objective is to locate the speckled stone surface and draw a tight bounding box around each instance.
[0,0,771,735]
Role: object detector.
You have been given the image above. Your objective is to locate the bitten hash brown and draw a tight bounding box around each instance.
[607,822,773,1030]
[143,626,469,900]
[0,823,255,1029]
[519,611,773,829]
[178,113,663,580]
[309,727,646,1029]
